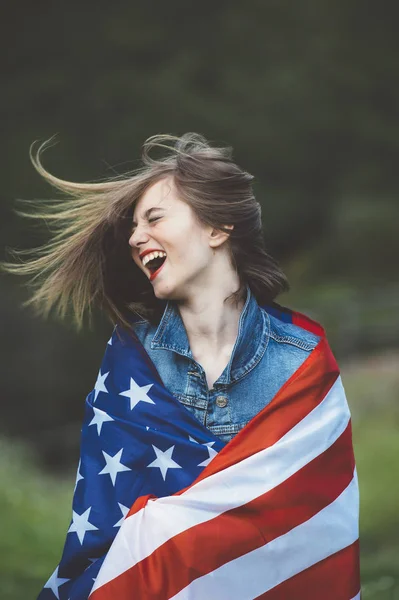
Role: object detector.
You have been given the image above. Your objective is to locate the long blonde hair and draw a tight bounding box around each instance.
[1,132,289,331]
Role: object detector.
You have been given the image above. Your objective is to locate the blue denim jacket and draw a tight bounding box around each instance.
[132,285,321,444]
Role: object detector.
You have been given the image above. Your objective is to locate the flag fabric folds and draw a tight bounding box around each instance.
[38,304,360,600]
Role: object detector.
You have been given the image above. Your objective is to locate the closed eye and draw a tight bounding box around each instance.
[130,216,161,234]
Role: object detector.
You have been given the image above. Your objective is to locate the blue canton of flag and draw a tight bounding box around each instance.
[37,325,226,600]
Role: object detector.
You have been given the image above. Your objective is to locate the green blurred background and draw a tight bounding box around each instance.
[1,2,398,598]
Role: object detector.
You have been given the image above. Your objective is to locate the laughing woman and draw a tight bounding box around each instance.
[3,133,360,600]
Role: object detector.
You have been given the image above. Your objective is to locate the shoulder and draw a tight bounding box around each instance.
[108,312,156,349]
[262,308,322,352]
[126,313,159,347]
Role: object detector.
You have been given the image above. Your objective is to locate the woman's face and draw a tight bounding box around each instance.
[129,176,216,300]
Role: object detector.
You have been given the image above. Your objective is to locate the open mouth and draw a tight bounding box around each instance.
[141,252,167,280]
[147,255,166,273]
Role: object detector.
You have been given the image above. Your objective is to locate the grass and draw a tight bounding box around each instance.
[1,350,398,599]
[342,351,399,598]
[0,441,74,599]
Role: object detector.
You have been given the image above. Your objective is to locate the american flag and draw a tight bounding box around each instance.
[38,304,360,600]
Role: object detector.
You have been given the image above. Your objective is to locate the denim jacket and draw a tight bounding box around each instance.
[132,285,321,444]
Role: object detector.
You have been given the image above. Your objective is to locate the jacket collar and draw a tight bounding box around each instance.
[150,284,270,384]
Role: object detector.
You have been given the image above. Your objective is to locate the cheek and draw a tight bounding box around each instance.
[164,222,208,266]
[180,242,210,269]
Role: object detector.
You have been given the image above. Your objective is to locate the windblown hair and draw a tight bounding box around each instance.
[1,132,289,331]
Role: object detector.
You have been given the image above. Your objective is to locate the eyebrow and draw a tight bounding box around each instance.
[131,207,165,227]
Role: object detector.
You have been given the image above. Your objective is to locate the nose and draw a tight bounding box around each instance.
[128,225,150,249]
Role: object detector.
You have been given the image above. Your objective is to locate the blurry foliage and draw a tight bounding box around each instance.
[1,1,398,462]
[2,1,399,269]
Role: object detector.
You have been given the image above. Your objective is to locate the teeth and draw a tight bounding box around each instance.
[142,251,167,267]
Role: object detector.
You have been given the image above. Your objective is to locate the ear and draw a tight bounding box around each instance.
[208,224,234,249]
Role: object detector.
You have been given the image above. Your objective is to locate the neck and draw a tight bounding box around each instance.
[177,279,246,354]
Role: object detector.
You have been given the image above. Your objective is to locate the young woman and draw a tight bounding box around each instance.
[3,133,360,599]
[4,133,318,442]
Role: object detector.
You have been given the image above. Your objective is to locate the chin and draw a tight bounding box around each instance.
[152,283,173,300]
[152,281,182,302]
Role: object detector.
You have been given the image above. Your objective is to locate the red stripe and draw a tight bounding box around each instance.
[291,309,326,337]
[256,540,360,600]
[187,337,338,484]
[127,338,339,521]
[91,423,356,600]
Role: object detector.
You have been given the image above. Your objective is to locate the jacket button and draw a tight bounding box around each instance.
[216,395,228,408]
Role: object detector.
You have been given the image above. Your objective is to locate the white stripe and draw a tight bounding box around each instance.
[171,474,359,600]
[350,593,361,600]
[92,376,350,593]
